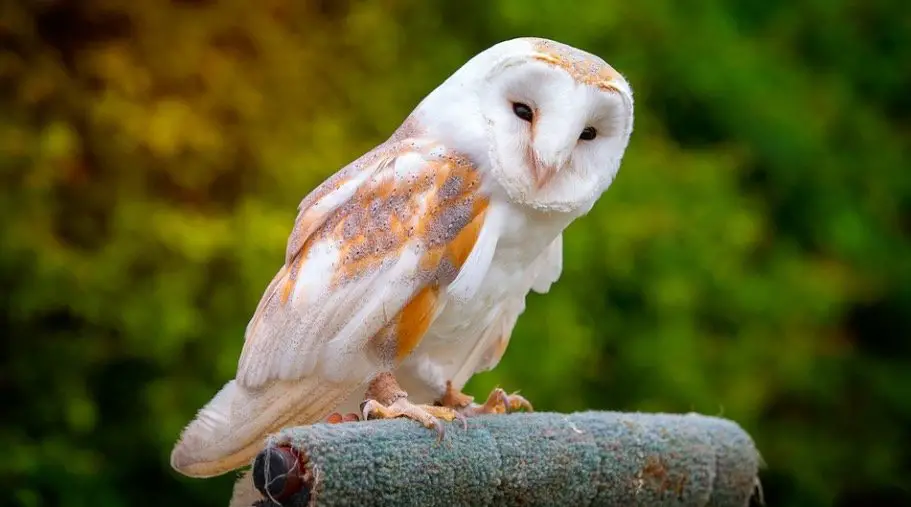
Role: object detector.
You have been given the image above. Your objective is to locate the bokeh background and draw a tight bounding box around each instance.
[2,0,910,506]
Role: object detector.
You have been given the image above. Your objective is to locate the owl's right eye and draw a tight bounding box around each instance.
[512,102,534,122]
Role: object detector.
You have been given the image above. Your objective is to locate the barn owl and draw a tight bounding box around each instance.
[171,36,634,478]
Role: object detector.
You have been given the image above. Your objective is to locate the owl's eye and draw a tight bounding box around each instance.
[579,126,597,141]
[512,102,534,122]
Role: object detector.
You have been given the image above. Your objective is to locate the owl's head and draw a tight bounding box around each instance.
[416,37,634,214]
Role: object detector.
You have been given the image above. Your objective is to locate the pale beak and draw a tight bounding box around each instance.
[533,161,559,189]
[531,148,570,189]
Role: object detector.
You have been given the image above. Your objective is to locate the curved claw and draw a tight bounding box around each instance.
[495,388,510,413]
[481,387,511,414]
[361,399,383,421]
[453,409,468,430]
[451,386,535,417]
[507,392,534,412]
[360,397,460,443]
[432,417,445,443]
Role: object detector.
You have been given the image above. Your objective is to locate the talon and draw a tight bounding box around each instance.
[454,410,468,430]
[361,395,459,441]
[443,384,535,417]
[361,399,384,421]
[495,388,510,414]
[342,412,361,422]
[508,392,534,412]
[360,373,463,441]
[477,387,509,414]
[432,418,445,442]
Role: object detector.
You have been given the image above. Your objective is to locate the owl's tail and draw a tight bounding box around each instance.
[170,377,359,478]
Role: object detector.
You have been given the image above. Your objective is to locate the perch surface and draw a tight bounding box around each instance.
[229,411,762,507]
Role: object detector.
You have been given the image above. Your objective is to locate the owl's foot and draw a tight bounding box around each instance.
[361,397,466,441]
[359,372,466,441]
[438,380,534,416]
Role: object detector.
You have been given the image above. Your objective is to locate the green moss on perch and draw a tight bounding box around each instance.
[228,411,763,507]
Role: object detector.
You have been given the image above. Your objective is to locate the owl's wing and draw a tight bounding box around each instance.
[236,139,493,390]
[445,234,565,390]
[530,233,563,294]
[171,138,498,478]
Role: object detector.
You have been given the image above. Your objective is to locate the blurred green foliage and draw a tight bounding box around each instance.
[1,0,909,506]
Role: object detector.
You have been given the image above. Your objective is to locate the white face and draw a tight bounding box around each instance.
[417,38,634,214]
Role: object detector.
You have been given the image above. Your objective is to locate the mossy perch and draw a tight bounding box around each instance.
[227,411,763,507]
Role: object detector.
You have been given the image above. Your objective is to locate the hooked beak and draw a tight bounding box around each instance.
[531,148,570,189]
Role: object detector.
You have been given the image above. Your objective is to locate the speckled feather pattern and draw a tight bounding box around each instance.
[237,132,491,391]
[293,149,485,290]
[528,38,624,92]
[283,117,422,269]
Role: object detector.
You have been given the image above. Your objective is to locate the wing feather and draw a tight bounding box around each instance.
[172,137,495,477]
[237,138,491,390]
[448,296,526,389]
[442,233,564,389]
[446,205,506,302]
[530,233,563,294]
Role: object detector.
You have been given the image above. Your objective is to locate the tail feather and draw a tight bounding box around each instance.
[171,377,360,478]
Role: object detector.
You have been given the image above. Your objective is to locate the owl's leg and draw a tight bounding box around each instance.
[359,372,466,440]
[437,380,533,416]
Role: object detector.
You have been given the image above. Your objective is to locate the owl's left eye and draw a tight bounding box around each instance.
[512,102,534,122]
[579,127,597,141]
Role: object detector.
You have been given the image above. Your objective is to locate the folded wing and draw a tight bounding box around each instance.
[171,137,496,477]
[437,233,565,392]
